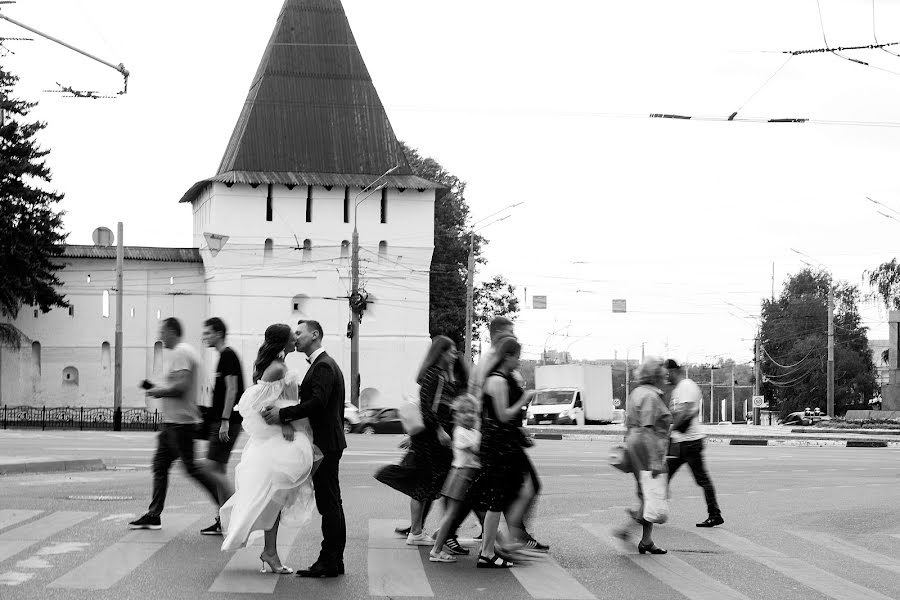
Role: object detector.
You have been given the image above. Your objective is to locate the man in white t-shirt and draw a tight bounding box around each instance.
[665,359,724,528]
[129,317,222,531]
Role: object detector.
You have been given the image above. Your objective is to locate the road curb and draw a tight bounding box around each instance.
[0,458,106,476]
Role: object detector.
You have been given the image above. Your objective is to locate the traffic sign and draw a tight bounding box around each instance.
[752,395,768,408]
[612,398,621,407]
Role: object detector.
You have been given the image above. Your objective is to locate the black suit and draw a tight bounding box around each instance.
[279,350,347,567]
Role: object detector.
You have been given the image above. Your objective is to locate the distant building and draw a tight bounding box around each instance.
[869,338,889,389]
[1,0,440,409]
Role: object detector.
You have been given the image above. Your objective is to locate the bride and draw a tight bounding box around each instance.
[220,323,319,574]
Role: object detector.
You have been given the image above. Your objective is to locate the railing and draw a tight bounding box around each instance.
[1,405,160,431]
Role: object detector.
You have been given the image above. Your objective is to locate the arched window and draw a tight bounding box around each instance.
[303,239,312,261]
[292,294,310,316]
[31,341,41,377]
[153,341,163,375]
[340,240,350,259]
[380,188,388,223]
[378,241,388,262]
[264,238,274,261]
[62,366,79,386]
[101,342,111,370]
[102,290,110,318]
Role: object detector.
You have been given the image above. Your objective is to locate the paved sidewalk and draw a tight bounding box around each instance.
[528,423,900,447]
[0,455,106,475]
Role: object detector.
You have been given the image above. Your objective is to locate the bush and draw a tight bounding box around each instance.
[815,418,900,430]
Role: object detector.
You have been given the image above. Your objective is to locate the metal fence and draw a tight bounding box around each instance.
[1,405,160,431]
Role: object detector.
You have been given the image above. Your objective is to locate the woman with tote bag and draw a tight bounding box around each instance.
[614,356,672,554]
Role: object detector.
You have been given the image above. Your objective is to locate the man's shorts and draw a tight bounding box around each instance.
[207,420,243,464]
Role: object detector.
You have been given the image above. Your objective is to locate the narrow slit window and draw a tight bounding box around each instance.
[343,187,350,223]
[378,241,388,262]
[380,188,388,223]
[266,184,273,222]
[130,307,135,318]
[68,305,75,317]
[264,238,274,261]
[306,186,313,222]
[302,239,312,261]
[341,240,350,259]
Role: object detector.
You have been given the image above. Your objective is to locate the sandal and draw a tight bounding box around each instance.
[477,554,514,569]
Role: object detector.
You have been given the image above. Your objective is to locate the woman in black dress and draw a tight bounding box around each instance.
[467,337,534,568]
[374,336,460,545]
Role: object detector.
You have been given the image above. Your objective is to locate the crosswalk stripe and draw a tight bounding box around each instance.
[582,523,750,600]
[510,555,596,600]
[47,513,202,590]
[0,510,42,532]
[208,525,303,594]
[787,530,900,575]
[368,519,433,597]
[0,511,96,563]
[692,528,893,600]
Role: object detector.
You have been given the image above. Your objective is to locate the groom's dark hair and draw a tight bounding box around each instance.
[298,319,324,341]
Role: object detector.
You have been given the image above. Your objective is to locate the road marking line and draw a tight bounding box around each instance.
[208,525,302,594]
[368,519,433,597]
[47,513,202,590]
[0,510,42,532]
[692,528,893,600]
[510,555,596,599]
[582,523,749,600]
[787,530,900,575]
[0,511,95,564]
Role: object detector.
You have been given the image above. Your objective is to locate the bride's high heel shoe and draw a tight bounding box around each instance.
[259,552,294,574]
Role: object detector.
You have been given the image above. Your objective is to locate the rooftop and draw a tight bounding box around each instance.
[60,245,202,263]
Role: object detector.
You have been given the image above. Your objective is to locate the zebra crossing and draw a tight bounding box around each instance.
[1,508,899,598]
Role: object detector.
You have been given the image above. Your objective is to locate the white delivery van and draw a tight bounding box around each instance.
[527,364,614,425]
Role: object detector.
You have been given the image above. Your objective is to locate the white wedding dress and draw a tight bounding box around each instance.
[220,370,319,551]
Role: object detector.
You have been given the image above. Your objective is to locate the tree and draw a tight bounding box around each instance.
[401,142,484,347]
[0,67,68,348]
[472,274,520,351]
[759,269,876,417]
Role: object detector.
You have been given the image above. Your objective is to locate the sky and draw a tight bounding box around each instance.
[4,0,900,364]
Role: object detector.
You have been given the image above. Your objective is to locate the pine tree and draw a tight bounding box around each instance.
[0,66,68,348]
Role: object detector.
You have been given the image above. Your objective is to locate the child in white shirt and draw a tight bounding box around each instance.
[429,394,481,563]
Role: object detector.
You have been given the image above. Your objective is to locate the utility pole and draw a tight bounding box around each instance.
[753,332,761,425]
[827,286,835,417]
[730,362,735,422]
[709,365,715,423]
[464,232,474,365]
[113,222,123,431]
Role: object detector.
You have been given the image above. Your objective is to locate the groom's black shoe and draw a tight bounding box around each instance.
[296,561,341,578]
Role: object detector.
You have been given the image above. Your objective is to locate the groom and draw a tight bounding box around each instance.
[262,319,347,577]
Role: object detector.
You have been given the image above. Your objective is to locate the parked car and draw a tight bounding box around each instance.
[779,410,832,426]
[344,402,361,434]
[357,407,404,435]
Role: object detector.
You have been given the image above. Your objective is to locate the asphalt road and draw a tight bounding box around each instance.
[1,431,899,599]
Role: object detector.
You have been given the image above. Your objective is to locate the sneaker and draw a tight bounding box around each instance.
[696,515,724,528]
[394,526,411,537]
[522,535,550,554]
[200,518,222,536]
[128,513,161,530]
[443,536,470,556]
[406,532,435,546]
[428,549,457,563]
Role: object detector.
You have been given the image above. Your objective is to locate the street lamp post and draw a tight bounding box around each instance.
[349,165,398,407]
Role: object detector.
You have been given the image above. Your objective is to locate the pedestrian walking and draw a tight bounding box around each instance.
[664,359,724,528]
[374,336,459,546]
[467,337,534,568]
[219,324,318,575]
[614,356,671,554]
[262,319,348,578]
[430,393,481,563]
[199,317,245,536]
[129,318,223,530]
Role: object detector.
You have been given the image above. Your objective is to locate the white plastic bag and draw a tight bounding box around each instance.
[399,394,425,436]
[640,471,669,524]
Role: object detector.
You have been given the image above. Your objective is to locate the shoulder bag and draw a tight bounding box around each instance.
[399,376,444,436]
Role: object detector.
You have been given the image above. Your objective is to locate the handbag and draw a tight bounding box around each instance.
[640,471,669,524]
[609,444,632,473]
[399,376,444,436]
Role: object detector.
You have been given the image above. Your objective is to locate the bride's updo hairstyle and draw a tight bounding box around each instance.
[253,323,293,383]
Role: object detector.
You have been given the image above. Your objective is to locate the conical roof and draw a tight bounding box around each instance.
[180,0,438,203]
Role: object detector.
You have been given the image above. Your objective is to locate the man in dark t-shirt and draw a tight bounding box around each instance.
[200,317,245,535]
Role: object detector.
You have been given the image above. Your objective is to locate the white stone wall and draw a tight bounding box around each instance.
[194,182,435,406]
[1,257,207,409]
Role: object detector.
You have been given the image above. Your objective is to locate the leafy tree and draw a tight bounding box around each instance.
[472,274,520,351]
[759,269,875,417]
[401,142,485,347]
[865,258,900,310]
[0,67,67,348]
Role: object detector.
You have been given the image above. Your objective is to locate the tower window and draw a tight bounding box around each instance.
[380,188,388,223]
[68,305,75,317]
[32,341,41,377]
[341,240,350,259]
[266,183,273,222]
[102,290,110,318]
[62,366,79,385]
[264,238,274,261]
[303,239,312,261]
[306,186,313,223]
[343,187,350,223]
